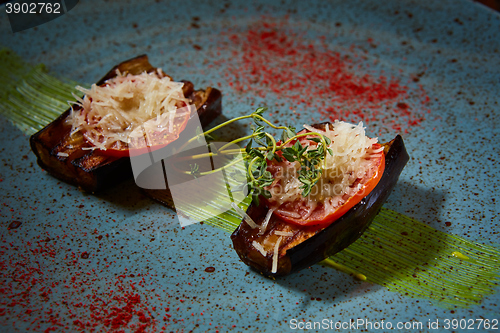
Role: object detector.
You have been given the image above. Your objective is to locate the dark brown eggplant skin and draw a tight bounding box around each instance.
[30,55,222,193]
[231,123,409,277]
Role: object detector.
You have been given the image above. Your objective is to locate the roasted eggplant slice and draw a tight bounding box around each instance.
[231,123,409,276]
[30,55,222,193]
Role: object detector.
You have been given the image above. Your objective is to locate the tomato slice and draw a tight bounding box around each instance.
[95,110,191,158]
[269,144,385,227]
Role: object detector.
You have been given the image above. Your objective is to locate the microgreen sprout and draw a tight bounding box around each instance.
[179,107,333,203]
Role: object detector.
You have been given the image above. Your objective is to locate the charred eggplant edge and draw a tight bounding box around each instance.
[231,123,409,277]
[29,54,222,193]
[285,133,409,275]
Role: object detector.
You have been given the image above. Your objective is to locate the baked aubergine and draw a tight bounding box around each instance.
[231,122,409,277]
[30,55,222,192]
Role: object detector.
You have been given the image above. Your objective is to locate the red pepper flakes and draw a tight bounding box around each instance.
[0,233,168,332]
[211,19,430,134]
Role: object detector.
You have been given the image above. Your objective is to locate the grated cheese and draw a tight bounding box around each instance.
[259,208,275,235]
[231,202,259,229]
[274,231,294,237]
[66,69,191,150]
[268,120,380,211]
[271,236,283,273]
[252,241,267,256]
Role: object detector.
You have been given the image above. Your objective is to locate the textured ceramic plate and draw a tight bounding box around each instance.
[1,0,499,332]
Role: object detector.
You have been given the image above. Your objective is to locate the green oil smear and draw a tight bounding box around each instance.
[0,47,83,135]
[1,48,498,309]
[202,201,500,309]
[331,209,500,308]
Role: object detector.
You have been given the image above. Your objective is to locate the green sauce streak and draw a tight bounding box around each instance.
[2,47,498,309]
[330,209,499,308]
[451,251,469,260]
[202,196,499,308]
[0,47,83,135]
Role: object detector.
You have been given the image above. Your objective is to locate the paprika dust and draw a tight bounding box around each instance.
[210,19,430,135]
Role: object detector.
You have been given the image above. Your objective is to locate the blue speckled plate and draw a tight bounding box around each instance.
[1,0,499,332]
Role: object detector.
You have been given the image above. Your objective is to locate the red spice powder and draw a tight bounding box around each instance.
[211,20,430,135]
[0,232,160,332]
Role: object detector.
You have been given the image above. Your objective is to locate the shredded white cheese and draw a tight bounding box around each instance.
[274,231,294,237]
[252,241,267,256]
[271,236,283,273]
[57,152,69,157]
[259,208,275,235]
[275,209,301,218]
[268,120,381,212]
[231,202,259,229]
[66,69,191,150]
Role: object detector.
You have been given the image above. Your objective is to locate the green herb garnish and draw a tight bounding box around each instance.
[181,107,332,203]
